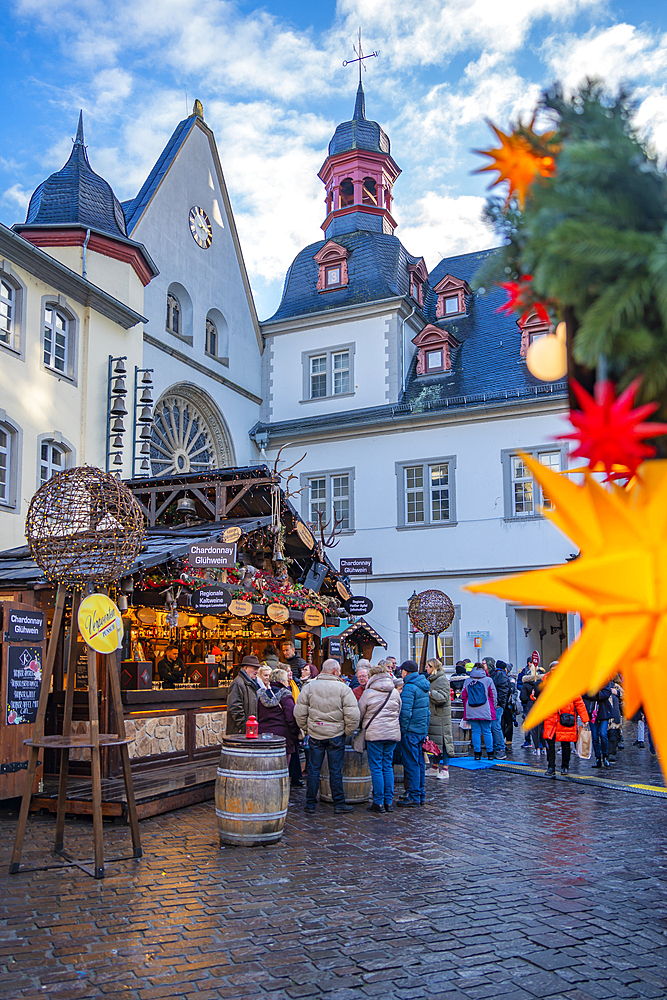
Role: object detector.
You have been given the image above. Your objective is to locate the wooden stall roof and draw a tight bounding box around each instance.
[339,618,387,648]
[0,466,344,597]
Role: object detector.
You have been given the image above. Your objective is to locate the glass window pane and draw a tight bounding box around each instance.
[426,350,442,370]
[445,296,459,314]
[538,451,560,509]
[332,475,349,529]
[333,352,349,395]
[430,463,449,521]
[405,465,425,523]
[310,356,327,398]
[309,477,326,524]
[0,427,9,500]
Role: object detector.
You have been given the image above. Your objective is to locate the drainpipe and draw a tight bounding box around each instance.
[401,304,417,398]
[82,228,91,279]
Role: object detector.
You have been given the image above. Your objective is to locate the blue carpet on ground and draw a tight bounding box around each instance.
[449,758,497,770]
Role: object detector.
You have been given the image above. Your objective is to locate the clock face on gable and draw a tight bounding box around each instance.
[189,206,212,248]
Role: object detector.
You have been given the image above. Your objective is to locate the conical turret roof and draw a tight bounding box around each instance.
[25,112,128,238]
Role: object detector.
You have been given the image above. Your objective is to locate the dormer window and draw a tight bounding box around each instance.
[426,349,443,372]
[315,241,350,293]
[433,274,470,318]
[412,324,459,376]
[519,311,551,358]
[408,258,429,309]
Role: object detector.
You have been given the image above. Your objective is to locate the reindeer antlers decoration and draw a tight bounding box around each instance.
[272,444,307,499]
[316,508,345,549]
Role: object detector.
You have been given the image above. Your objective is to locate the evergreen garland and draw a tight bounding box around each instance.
[476,80,667,417]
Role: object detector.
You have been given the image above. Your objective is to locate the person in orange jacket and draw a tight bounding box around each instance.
[543,684,589,776]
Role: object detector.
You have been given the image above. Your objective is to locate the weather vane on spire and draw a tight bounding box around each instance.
[343,28,379,84]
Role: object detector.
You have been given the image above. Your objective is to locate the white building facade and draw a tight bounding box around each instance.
[252,83,574,669]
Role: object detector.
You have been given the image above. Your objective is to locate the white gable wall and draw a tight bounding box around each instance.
[129,119,262,466]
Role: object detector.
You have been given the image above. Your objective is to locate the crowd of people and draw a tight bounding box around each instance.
[219,642,654,814]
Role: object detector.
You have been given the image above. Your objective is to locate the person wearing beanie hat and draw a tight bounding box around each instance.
[396,661,430,807]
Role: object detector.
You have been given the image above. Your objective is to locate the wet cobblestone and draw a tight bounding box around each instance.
[0,742,666,1000]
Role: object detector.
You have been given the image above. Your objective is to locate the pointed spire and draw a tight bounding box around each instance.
[353,81,366,121]
[75,110,84,145]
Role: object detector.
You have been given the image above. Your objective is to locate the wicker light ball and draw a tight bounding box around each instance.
[408,589,455,635]
[26,466,145,588]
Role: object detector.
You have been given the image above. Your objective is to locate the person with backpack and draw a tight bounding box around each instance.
[461,663,497,760]
[396,660,431,807]
[583,684,614,768]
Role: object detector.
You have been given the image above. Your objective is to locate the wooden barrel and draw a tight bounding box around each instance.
[215,735,289,846]
[319,746,371,803]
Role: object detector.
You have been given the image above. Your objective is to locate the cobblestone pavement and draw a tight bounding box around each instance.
[1,743,666,1000]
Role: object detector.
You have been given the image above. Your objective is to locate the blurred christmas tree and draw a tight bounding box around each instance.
[476,81,667,422]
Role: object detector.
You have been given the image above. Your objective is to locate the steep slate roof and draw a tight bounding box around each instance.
[122,115,197,233]
[264,229,423,324]
[25,112,128,239]
[401,246,564,404]
[328,81,390,156]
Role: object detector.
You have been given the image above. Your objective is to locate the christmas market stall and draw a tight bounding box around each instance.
[0,465,349,819]
[333,618,387,673]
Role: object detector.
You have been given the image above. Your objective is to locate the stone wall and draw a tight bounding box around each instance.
[125,716,185,758]
[195,711,227,748]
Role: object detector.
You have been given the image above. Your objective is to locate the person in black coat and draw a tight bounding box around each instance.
[583,684,613,768]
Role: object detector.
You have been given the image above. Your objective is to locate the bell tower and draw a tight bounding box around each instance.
[318,81,401,240]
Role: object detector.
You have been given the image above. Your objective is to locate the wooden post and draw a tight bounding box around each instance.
[10,586,66,873]
[106,650,141,857]
[86,637,104,879]
[54,590,81,852]
[419,634,429,672]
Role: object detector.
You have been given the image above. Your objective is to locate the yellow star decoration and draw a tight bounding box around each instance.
[465,455,667,778]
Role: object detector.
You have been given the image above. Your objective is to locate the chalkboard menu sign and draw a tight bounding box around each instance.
[7,646,42,725]
[327,637,342,662]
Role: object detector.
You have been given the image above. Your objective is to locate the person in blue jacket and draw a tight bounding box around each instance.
[397,660,431,808]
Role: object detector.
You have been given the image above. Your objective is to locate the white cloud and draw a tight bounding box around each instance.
[3,183,31,212]
[543,23,667,92]
[399,192,500,267]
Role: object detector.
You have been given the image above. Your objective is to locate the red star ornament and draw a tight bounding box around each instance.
[557,378,667,480]
[497,275,550,325]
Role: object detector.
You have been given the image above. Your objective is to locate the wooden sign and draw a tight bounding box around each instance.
[251,621,265,633]
[228,620,243,631]
[336,581,351,601]
[229,599,252,617]
[295,522,314,549]
[303,608,323,627]
[267,603,289,623]
[136,607,157,624]
[201,615,219,630]
[222,525,243,544]
[271,624,285,636]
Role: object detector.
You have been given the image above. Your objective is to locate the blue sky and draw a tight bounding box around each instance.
[2,0,667,319]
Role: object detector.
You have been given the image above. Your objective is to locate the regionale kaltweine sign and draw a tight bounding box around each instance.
[192,586,232,613]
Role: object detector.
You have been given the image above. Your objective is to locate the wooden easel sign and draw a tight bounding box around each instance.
[1,602,46,800]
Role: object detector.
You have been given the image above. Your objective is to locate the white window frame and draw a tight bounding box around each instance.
[0,423,11,504]
[501,446,567,520]
[396,456,457,529]
[0,266,25,358]
[41,298,77,382]
[302,343,355,403]
[43,305,69,374]
[444,294,461,315]
[300,467,355,533]
[0,279,15,348]
[0,412,22,510]
[39,440,68,485]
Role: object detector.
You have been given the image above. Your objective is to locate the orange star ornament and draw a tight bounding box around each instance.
[465,454,667,779]
[475,121,558,208]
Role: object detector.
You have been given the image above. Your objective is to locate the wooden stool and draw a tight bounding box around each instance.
[9,587,142,879]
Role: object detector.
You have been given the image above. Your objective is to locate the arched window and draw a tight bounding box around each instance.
[0,279,15,347]
[0,423,11,502]
[44,304,70,373]
[362,177,377,205]
[166,293,180,336]
[205,318,217,357]
[340,178,354,207]
[40,440,69,485]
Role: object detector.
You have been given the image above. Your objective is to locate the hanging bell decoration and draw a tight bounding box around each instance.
[113,377,127,395]
[113,358,127,375]
[138,406,153,423]
[112,417,125,433]
[111,396,128,416]
[140,388,153,403]
[112,452,123,466]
